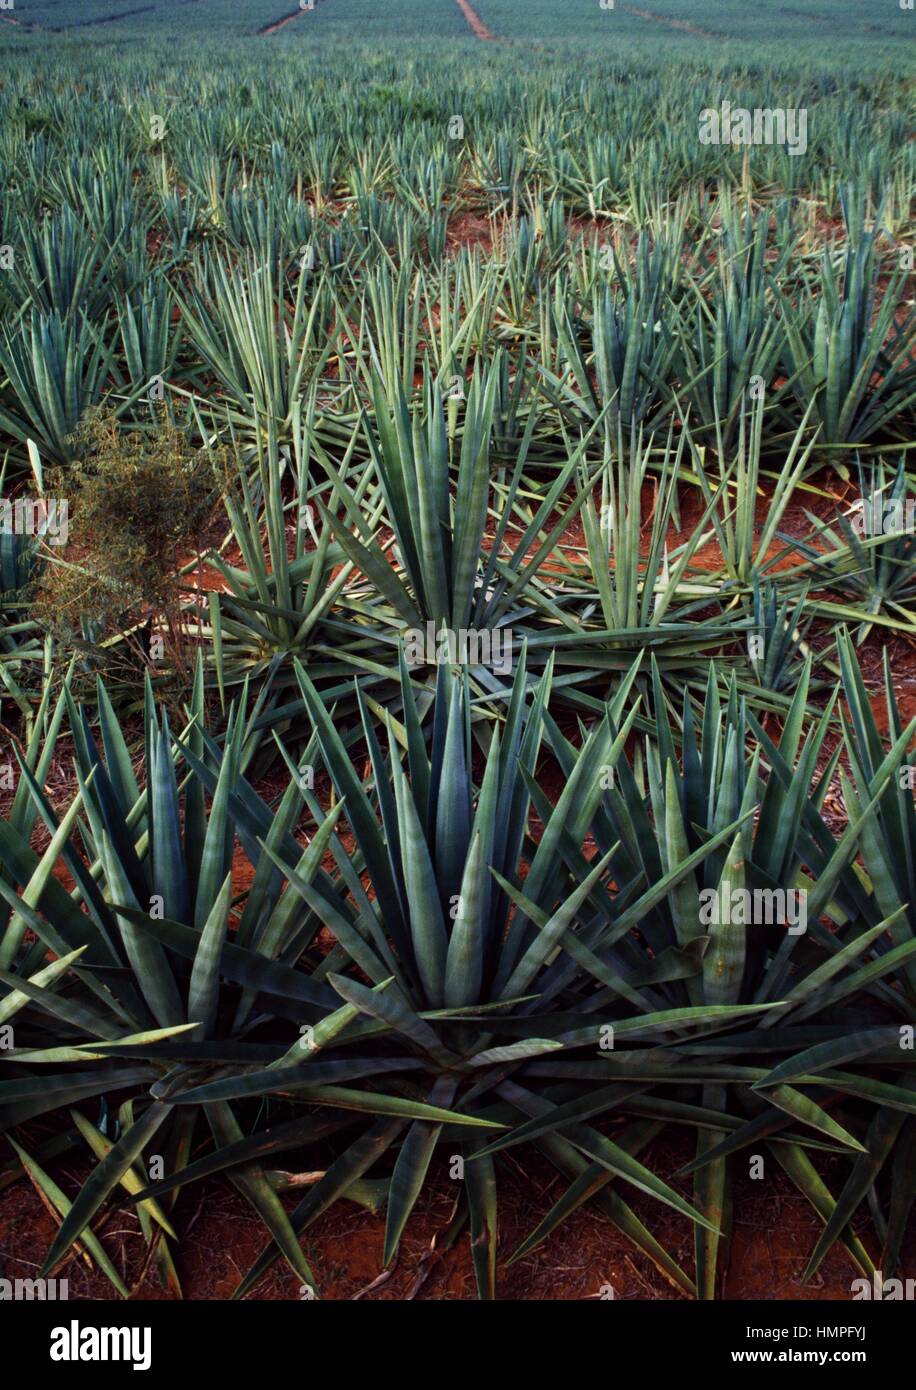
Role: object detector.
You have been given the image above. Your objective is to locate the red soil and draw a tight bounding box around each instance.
[1,1129,910,1301]
[621,6,721,41]
[259,3,320,37]
[454,0,496,43]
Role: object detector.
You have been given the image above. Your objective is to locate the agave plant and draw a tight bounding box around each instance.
[672,198,793,446]
[543,210,697,430]
[778,192,916,449]
[531,420,747,719]
[0,309,128,465]
[115,277,179,392]
[721,632,916,1286]
[0,31,915,1308]
[479,655,915,1298]
[778,455,916,643]
[323,359,599,694]
[196,415,376,719]
[747,575,813,694]
[834,627,916,1013]
[8,204,123,321]
[0,668,364,1296]
[547,270,678,438]
[334,255,505,407]
[814,637,916,1280]
[688,395,817,589]
[177,252,341,443]
[157,649,828,1301]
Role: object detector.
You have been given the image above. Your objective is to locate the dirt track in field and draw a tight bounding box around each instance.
[1,4,156,30]
[454,0,495,42]
[3,1122,913,1301]
[59,5,157,26]
[779,6,830,22]
[260,4,319,36]
[621,6,720,40]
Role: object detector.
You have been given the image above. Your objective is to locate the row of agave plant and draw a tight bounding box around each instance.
[0,5,913,1306]
[1,53,910,226]
[5,349,915,749]
[0,182,912,469]
[0,626,915,1299]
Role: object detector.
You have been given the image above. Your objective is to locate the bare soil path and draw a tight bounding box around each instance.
[454,0,495,42]
[2,4,156,30]
[259,2,322,36]
[621,6,720,40]
[74,5,156,25]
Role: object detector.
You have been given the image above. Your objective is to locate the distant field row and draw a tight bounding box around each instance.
[9,0,467,39]
[4,0,912,55]
[477,0,911,47]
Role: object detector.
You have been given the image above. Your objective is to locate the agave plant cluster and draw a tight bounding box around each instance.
[0,10,915,1306]
[0,617,915,1299]
[2,317,915,1304]
[0,49,911,478]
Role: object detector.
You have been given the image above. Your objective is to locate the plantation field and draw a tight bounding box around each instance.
[4,0,913,50]
[0,0,914,1315]
[7,0,477,40]
[474,0,911,51]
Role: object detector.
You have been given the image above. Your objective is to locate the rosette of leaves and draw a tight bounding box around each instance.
[777,456,916,644]
[777,192,916,448]
[165,650,800,1300]
[322,359,599,695]
[199,418,373,721]
[492,654,915,1297]
[0,666,365,1296]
